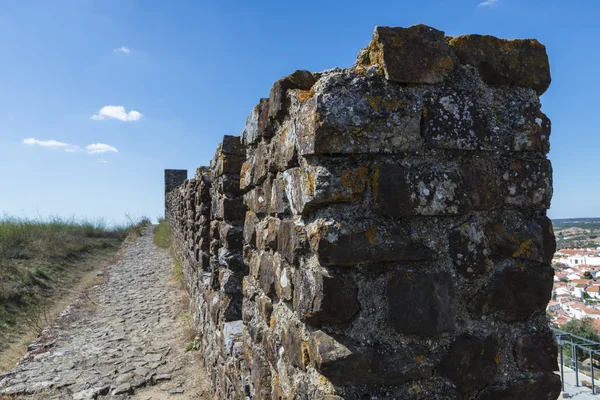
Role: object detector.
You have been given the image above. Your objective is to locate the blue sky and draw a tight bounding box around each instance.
[0,0,597,223]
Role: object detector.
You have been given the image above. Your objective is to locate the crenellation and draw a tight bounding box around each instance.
[165,24,560,400]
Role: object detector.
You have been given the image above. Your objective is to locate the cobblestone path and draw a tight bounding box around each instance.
[0,226,211,399]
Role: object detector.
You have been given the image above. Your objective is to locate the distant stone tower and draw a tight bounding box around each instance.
[164,169,187,217]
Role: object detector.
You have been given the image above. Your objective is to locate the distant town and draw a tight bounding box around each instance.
[548,248,600,327]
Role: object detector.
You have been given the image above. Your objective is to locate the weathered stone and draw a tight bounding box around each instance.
[462,157,504,210]
[295,269,360,326]
[473,265,554,322]
[450,35,551,95]
[485,216,556,264]
[307,219,430,266]
[212,195,246,222]
[421,83,493,151]
[502,159,553,209]
[215,153,245,177]
[244,182,271,215]
[250,350,271,400]
[283,165,370,214]
[277,219,307,265]
[386,271,455,335]
[296,76,423,156]
[477,375,561,400]
[449,220,491,278]
[514,330,558,372]
[221,135,245,156]
[309,331,432,385]
[243,211,259,247]
[355,25,454,84]
[440,335,498,393]
[373,163,468,217]
[269,70,317,121]
[281,320,307,369]
[256,217,279,251]
[258,252,276,297]
[269,173,290,215]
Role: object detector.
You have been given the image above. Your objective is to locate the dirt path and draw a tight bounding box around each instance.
[0,226,212,400]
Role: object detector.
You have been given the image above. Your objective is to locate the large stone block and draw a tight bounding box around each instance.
[450,35,551,95]
[449,220,491,279]
[355,24,454,84]
[277,219,307,266]
[439,335,498,393]
[373,163,469,216]
[485,216,556,264]
[242,98,271,146]
[473,265,554,322]
[295,75,423,155]
[308,218,430,267]
[309,330,432,385]
[283,165,370,215]
[386,271,456,335]
[269,70,318,122]
[514,330,558,372]
[294,268,360,326]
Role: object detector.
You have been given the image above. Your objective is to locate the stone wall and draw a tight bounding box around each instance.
[165,24,560,400]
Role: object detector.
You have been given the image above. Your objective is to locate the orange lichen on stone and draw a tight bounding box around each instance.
[513,239,535,259]
[303,168,316,196]
[340,166,369,195]
[365,226,377,245]
[296,87,315,103]
[367,96,412,113]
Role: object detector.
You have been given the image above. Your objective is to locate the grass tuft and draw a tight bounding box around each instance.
[153,219,171,249]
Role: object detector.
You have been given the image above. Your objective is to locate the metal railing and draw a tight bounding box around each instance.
[552,326,600,394]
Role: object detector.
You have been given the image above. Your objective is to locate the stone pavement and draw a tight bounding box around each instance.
[0,226,210,399]
[558,367,600,399]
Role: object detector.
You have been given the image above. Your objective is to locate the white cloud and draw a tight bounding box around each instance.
[86,143,118,154]
[98,158,108,164]
[23,138,78,152]
[114,46,131,54]
[91,105,142,122]
[478,0,498,7]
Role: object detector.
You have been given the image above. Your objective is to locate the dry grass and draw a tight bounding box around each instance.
[0,215,150,370]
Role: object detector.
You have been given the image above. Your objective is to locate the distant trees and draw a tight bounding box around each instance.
[584,271,593,280]
[560,318,600,361]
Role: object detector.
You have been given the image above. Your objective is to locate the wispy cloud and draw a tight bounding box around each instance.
[478,0,498,7]
[98,158,108,164]
[114,46,131,54]
[23,138,78,152]
[91,105,142,122]
[86,143,118,154]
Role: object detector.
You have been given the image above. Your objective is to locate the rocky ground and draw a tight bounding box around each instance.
[0,226,212,400]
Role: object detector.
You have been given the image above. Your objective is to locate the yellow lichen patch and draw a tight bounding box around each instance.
[302,168,316,196]
[296,87,315,103]
[494,352,501,365]
[340,166,369,195]
[548,221,554,236]
[512,238,535,259]
[367,96,412,113]
[440,56,453,71]
[415,355,427,364]
[270,315,276,329]
[240,160,250,177]
[365,226,377,245]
